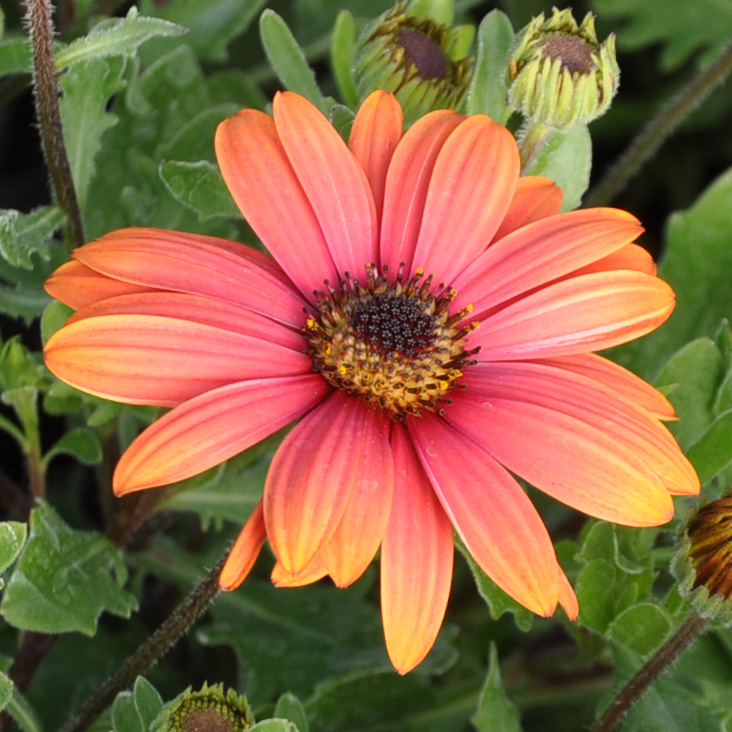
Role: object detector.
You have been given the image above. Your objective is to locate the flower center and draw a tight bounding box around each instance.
[304,265,478,419]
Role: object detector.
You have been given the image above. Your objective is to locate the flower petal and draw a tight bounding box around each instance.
[273,91,378,279]
[44,314,311,406]
[73,228,307,328]
[470,271,675,359]
[571,243,656,276]
[114,375,330,494]
[264,391,370,574]
[379,110,464,273]
[558,569,578,620]
[215,108,338,300]
[271,558,328,587]
[409,414,559,616]
[220,502,266,591]
[447,366,678,525]
[349,91,403,226]
[453,208,643,320]
[318,406,393,587]
[381,424,453,674]
[412,115,519,284]
[491,175,563,242]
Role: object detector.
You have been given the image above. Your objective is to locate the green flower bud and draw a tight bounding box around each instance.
[507,8,619,130]
[353,1,473,124]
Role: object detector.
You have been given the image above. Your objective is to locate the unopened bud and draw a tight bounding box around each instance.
[154,683,254,732]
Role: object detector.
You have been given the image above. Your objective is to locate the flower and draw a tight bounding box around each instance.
[44,91,699,673]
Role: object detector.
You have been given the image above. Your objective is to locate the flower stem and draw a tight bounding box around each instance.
[584,42,732,207]
[58,552,227,732]
[590,611,709,732]
[518,121,551,173]
[24,0,85,248]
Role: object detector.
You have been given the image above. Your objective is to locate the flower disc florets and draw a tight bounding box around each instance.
[305,264,477,419]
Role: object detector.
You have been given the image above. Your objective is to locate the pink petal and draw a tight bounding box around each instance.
[264,391,371,574]
[220,502,266,591]
[411,115,519,284]
[469,271,675,359]
[215,109,338,301]
[379,110,464,274]
[44,313,311,406]
[409,414,560,616]
[273,92,377,280]
[73,228,307,328]
[349,91,403,227]
[114,375,330,494]
[490,176,563,242]
[381,424,453,674]
[571,243,657,276]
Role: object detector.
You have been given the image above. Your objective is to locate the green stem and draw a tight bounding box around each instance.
[584,42,732,207]
[518,121,551,173]
[589,611,709,732]
[58,552,227,732]
[24,0,85,248]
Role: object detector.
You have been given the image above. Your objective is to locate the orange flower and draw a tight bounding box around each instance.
[44,91,699,673]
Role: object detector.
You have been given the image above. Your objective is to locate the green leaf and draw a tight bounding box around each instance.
[0,502,138,635]
[159,103,239,162]
[0,38,31,77]
[524,126,592,211]
[608,603,672,656]
[329,103,356,141]
[111,677,164,732]
[0,283,52,325]
[685,409,732,484]
[259,10,326,113]
[274,693,309,732]
[251,721,298,732]
[0,207,65,269]
[54,8,187,69]
[575,558,616,633]
[0,672,12,712]
[158,160,240,222]
[471,643,522,732]
[330,10,360,108]
[43,427,103,468]
[5,686,41,732]
[466,10,514,124]
[0,522,27,575]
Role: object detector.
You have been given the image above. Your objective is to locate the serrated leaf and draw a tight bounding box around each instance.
[259,10,326,113]
[274,693,308,732]
[0,207,65,269]
[330,10,360,108]
[54,9,187,69]
[43,427,103,468]
[0,37,31,77]
[471,643,522,732]
[111,677,164,732]
[0,502,137,635]
[466,10,514,124]
[524,125,592,211]
[0,522,27,575]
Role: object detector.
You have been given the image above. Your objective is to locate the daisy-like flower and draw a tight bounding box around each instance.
[44,91,699,673]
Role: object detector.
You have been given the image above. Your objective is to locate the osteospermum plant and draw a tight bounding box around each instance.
[2,0,732,730]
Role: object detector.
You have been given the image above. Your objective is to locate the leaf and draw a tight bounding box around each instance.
[0,283,52,325]
[274,693,309,732]
[111,677,164,732]
[524,125,592,212]
[43,427,103,468]
[471,643,522,732]
[259,10,326,113]
[0,207,65,269]
[251,722,298,732]
[0,38,31,77]
[575,558,616,633]
[0,672,12,712]
[0,502,138,635]
[466,10,514,124]
[53,8,187,69]
[608,603,672,656]
[0,522,27,575]
[159,103,240,162]
[5,686,41,732]
[330,11,360,108]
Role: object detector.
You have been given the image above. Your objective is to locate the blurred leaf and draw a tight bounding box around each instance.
[0,502,137,635]
[251,722,298,732]
[0,207,65,269]
[207,69,268,110]
[40,299,74,347]
[111,677,164,732]
[686,409,732,484]
[0,672,12,712]
[159,103,239,161]
[5,687,41,732]
[0,38,31,76]
[0,522,27,575]
[608,603,671,656]
[330,10,360,108]
[466,10,514,124]
[329,103,356,140]
[575,558,616,633]
[43,427,103,468]
[456,539,534,632]
[524,125,592,211]
[471,643,522,732]
[274,693,309,732]
[0,284,52,325]
[259,10,326,113]
[54,8,186,69]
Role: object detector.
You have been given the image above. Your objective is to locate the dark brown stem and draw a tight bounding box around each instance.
[58,552,227,732]
[24,0,85,247]
[590,612,709,732]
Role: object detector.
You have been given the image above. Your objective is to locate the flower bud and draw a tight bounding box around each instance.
[353,1,473,124]
[507,8,619,130]
[154,683,254,732]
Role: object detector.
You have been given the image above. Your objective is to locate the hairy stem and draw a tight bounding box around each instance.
[590,612,709,732]
[24,0,85,247]
[585,42,732,207]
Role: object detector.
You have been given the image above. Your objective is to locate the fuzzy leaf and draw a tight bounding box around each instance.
[471,644,522,732]
[111,677,164,732]
[274,693,309,732]
[0,207,65,270]
[0,38,31,77]
[330,10,360,108]
[0,522,27,576]
[0,672,11,712]
[43,427,103,468]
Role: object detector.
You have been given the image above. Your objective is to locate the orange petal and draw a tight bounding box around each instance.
[380,110,464,273]
[44,313,311,406]
[349,91,403,226]
[381,424,453,674]
[264,392,370,574]
[220,502,266,591]
[215,109,338,300]
[412,115,520,284]
[271,558,327,587]
[572,243,656,276]
[318,406,393,587]
[113,375,329,493]
[491,175,563,242]
[558,568,579,620]
[273,91,377,280]
[470,271,675,359]
[409,414,560,617]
